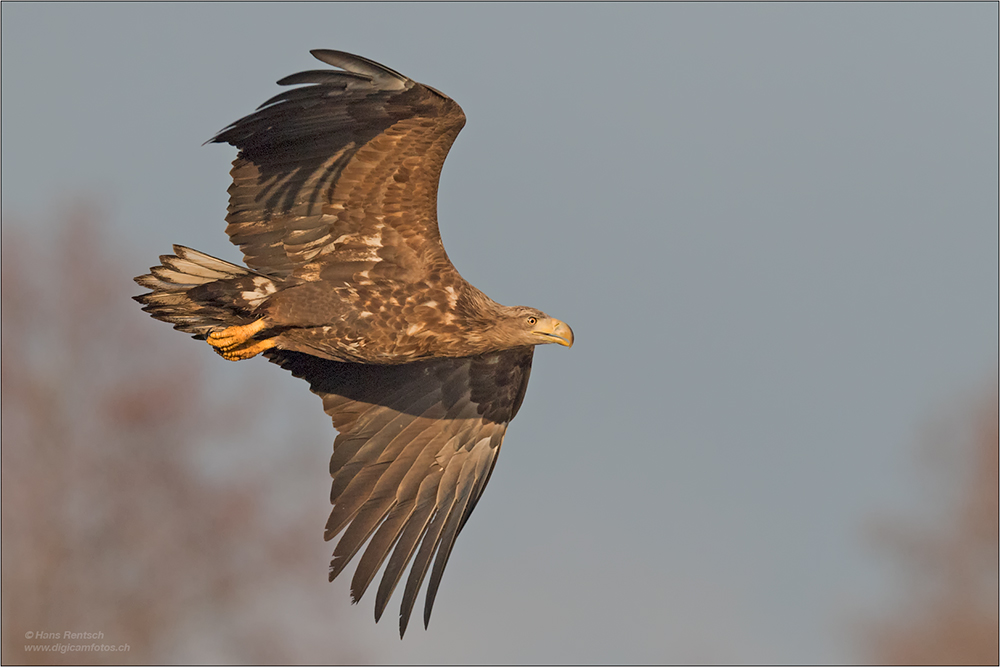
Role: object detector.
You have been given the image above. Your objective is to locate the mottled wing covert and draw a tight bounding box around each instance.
[210,50,466,284]
[266,347,534,636]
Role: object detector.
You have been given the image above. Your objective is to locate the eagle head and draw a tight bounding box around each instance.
[497,306,574,349]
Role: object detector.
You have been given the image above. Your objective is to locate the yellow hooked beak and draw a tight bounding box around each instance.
[533,317,574,348]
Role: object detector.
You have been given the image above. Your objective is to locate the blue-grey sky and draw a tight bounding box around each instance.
[3,3,997,663]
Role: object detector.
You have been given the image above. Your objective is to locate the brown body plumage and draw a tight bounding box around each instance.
[134,49,572,636]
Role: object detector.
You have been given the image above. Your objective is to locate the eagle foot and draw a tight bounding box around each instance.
[211,337,277,361]
[207,319,274,360]
[207,318,269,350]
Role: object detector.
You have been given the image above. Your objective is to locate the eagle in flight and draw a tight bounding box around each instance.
[134,49,573,637]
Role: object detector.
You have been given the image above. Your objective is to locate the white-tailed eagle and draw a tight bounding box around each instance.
[135,49,573,637]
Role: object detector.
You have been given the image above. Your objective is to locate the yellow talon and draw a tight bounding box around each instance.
[207,318,270,351]
[207,319,275,360]
[213,337,277,361]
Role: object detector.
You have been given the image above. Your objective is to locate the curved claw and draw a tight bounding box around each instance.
[207,318,270,351]
[207,318,274,360]
[211,337,277,361]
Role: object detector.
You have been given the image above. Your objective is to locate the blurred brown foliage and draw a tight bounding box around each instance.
[864,378,999,665]
[1,207,367,664]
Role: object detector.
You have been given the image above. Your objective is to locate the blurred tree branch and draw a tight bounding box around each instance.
[863,377,998,665]
[1,205,366,664]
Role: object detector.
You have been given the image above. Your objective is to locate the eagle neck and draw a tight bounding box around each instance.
[452,284,518,353]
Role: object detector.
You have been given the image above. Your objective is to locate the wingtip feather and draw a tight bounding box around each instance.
[309,49,409,90]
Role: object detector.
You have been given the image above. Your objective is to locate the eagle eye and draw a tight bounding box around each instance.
[527,316,537,326]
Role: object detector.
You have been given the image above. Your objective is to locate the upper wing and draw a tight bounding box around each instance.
[210,50,466,284]
[266,347,534,636]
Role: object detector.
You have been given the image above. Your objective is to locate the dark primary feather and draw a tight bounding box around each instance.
[311,49,409,89]
[266,347,534,635]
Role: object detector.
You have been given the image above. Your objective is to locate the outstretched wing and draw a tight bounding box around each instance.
[266,347,534,637]
[211,50,466,284]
